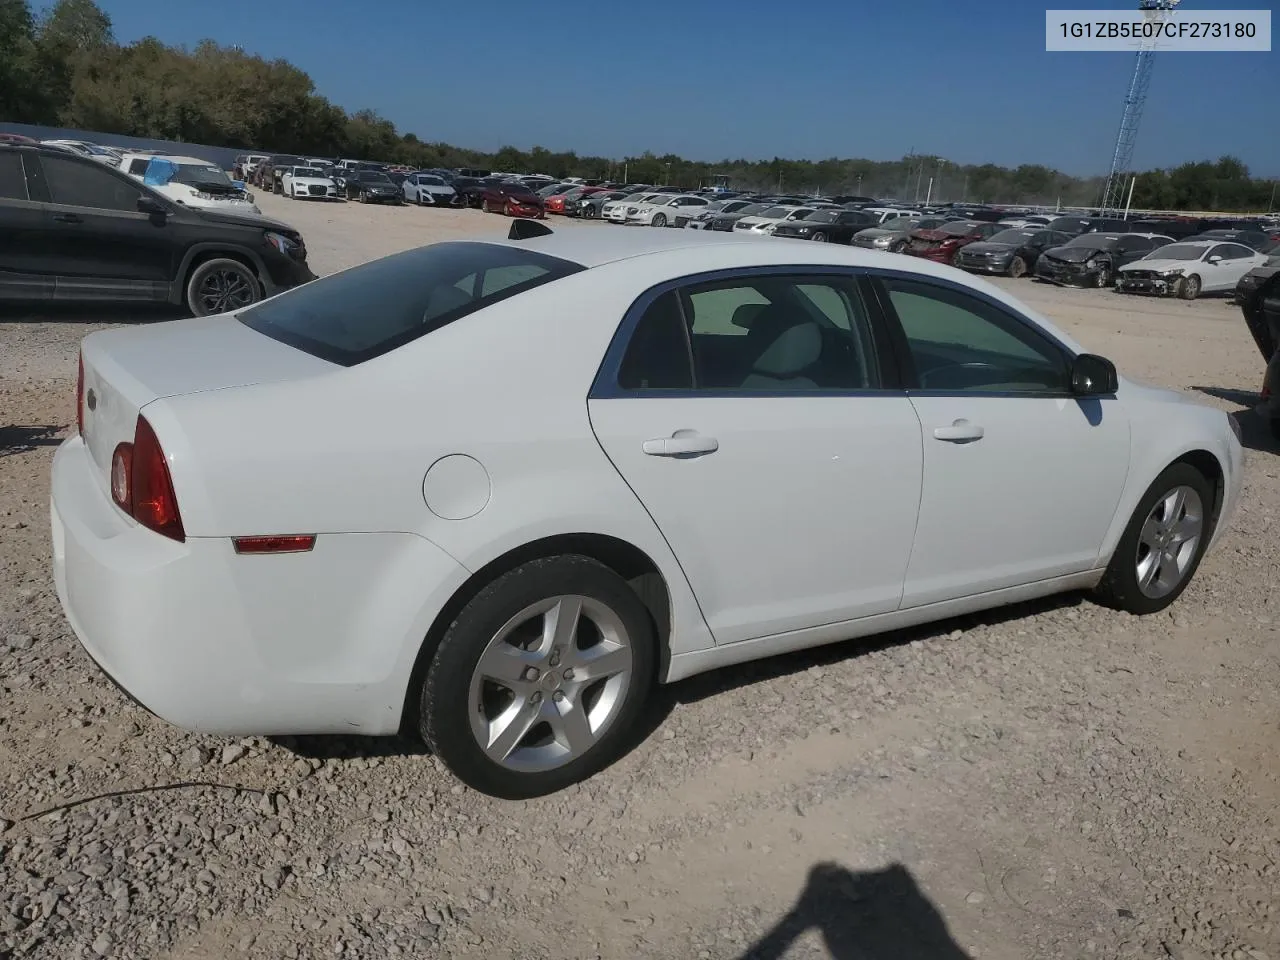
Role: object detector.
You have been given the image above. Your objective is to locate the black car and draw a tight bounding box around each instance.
[1238,258,1280,439]
[772,209,878,243]
[1194,228,1273,251]
[1043,216,1132,236]
[572,190,627,219]
[1035,232,1171,287]
[954,228,1074,278]
[344,170,403,204]
[0,145,315,317]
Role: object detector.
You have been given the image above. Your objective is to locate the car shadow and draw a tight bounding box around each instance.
[738,861,973,959]
[0,424,64,457]
[0,303,187,325]
[1192,385,1277,453]
[275,591,1084,767]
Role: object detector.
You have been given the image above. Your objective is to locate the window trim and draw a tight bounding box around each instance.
[862,268,1100,400]
[35,152,146,213]
[589,265,904,399]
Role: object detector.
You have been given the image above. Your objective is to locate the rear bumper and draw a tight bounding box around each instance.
[51,435,469,736]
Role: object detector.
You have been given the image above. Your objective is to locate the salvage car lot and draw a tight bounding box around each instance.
[1,191,1278,960]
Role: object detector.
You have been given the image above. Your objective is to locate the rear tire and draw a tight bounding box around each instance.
[419,556,656,799]
[1092,462,1214,615]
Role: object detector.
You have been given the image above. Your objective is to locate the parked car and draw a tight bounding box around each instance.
[122,154,261,216]
[41,140,120,166]
[903,220,1005,264]
[772,208,879,243]
[605,193,663,224]
[1116,240,1270,300]
[998,214,1058,229]
[1192,229,1273,251]
[344,170,403,204]
[268,157,306,195]
[1036,233,1172,288]
[0,144,314,316]
[852,217,951,252]
[402,172,458,207]
[703,202,773,232]
[481,182,545,218]
[954,228,1075,278]
[683,198,758,230]
[626,194,711,227]
[282,166,340,201]
[733,205,817,236]
[1043,216,1127,236]
[1238,257,1280,439]
[51,223,1243,800]
[572,191,629,219]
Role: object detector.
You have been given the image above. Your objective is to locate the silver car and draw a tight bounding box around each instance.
[853,216,951,252]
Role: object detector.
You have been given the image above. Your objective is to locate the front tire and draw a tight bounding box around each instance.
[1093,264,1112,288]
[1178,274,1202,300]
[811,231,828,242]
[1092,462,1214,615]
[652,213,667,228]
[186,258,261,318]
[420,556,656,799]
[1009,256,1028,278]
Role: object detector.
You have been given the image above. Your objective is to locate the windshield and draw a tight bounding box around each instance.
[1146,243,1207,260]
[239,242,585,366]
[757,206,792,218]
[171,164,235,190]
[987,229,1035,244]
[357,171,392,183]
[803,210,840,223]
[292,168,324,178]
[940,222,976,236]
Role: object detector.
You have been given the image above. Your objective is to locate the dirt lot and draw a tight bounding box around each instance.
[1,193,1277,960]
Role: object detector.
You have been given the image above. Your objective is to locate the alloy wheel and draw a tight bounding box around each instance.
[467,595,634,773]
[1134,485,1204,599]
[197,268,256,314]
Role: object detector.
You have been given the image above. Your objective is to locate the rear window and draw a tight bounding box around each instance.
[238,242,584,366]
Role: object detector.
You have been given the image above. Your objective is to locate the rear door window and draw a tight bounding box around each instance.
[0,153,27,200]
[238,242,584,366]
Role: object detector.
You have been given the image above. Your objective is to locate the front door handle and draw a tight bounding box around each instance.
[933,419,984,443]
[642,432,719,457]
[52,214,83,224]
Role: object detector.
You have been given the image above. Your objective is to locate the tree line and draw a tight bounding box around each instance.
[2,0,1275,212]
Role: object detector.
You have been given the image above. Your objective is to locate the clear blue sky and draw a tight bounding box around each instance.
[85,0,1277,177]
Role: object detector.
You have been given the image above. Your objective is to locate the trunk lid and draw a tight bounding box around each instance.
[79,315,336,499]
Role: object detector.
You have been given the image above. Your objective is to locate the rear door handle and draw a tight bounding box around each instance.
[53,214,83,224]
[642,433,719,457]
[933,419,984,443]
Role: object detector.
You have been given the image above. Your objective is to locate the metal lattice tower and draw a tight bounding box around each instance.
[1098,0,1180,215]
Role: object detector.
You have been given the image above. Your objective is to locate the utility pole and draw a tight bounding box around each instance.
[1269,179,1278,213]
[914,162,925,204]
[925,177,934,206]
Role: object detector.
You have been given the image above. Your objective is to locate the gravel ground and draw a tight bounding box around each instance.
[1,194,1277,960]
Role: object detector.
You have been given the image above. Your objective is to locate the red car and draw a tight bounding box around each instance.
[545,185,612,215]
[904,220,1005,264]
[482,183,546,218]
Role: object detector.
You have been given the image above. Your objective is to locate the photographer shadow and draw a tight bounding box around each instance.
[739,862,972,960]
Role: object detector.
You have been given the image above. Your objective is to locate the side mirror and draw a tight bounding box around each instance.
[137,195,168,216]
[1207,255,1222,264]
[1070,353,1118,397]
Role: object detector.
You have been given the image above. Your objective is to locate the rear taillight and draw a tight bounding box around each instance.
[109,415,185,542]
[75,352,85,435]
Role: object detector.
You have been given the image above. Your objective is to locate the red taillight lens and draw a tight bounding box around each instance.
[233,535,316,554]
[112,416,185,541]
[75,353,85,435]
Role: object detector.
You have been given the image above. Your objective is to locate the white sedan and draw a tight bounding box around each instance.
[733,204,820,236]
[1116,239,1271,299]
[282,166,340,201]
[402,172,457,206]
[625,194,711,227]
[53,224,1243,799]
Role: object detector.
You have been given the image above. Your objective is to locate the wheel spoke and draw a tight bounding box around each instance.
[1137,553,1161,590]
[477,642,541,688]
[1161,488,1186,525]
[1139,516,1163,550]
[483,697,541,762]
[543,596,582,654]
[569,642,632,684]
[548,698,594,756]
[1170,516,1200,544]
